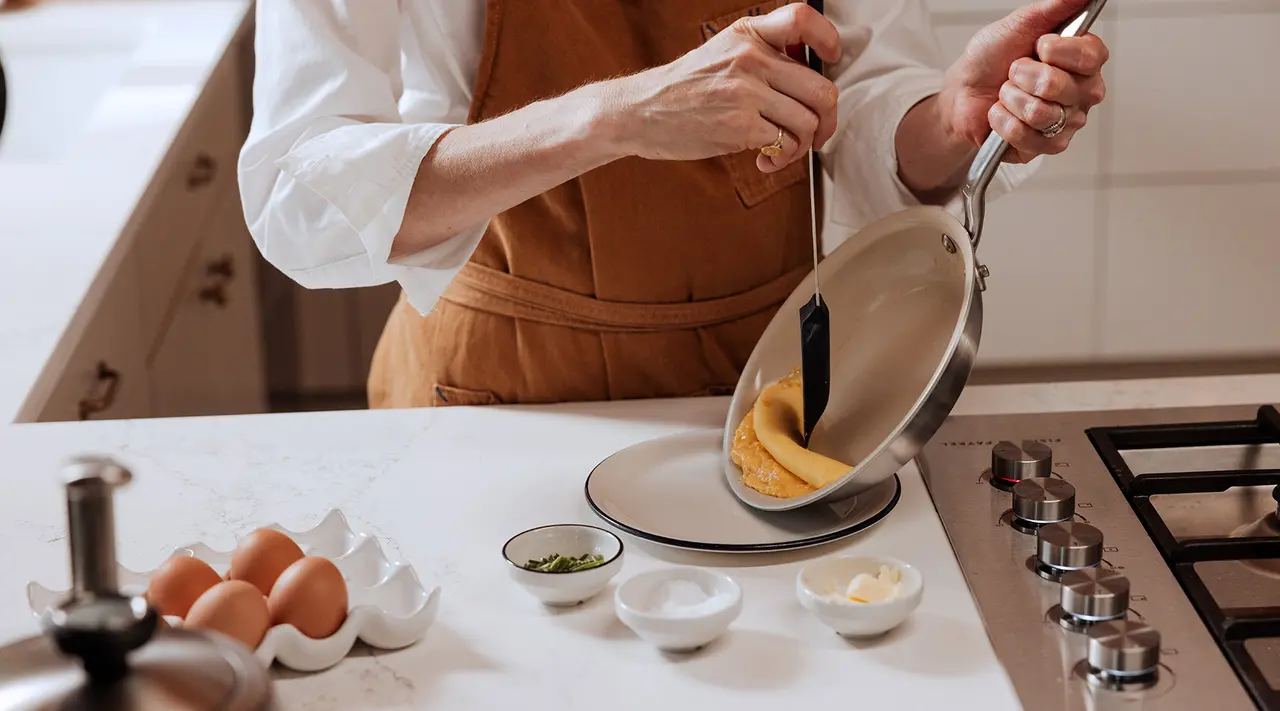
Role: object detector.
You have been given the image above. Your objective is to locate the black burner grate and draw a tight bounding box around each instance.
[1089,405,1280,710]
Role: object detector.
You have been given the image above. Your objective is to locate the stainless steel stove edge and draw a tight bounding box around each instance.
[916,404,1265,711]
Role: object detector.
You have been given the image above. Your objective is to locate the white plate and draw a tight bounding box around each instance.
[585,430,899,553]
[28,510,441,673]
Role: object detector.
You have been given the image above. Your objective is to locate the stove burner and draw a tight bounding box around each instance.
[919,404,1276,711]
[1089,404,1280,710]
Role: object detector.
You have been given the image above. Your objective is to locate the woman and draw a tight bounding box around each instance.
[240,0,1108,407]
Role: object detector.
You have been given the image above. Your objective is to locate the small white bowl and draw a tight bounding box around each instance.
[503,524,624,606]
[614,567,742,652]
[796,555,923,638]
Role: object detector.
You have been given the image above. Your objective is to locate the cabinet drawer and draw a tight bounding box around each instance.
[38,258,152,422]
[132,49,248,350]
[148,183,267,418]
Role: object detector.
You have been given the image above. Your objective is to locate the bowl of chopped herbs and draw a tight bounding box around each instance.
[503,524,624,606]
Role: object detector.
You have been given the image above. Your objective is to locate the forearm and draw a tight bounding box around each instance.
[390,83,631,260]
[894,93,977,205]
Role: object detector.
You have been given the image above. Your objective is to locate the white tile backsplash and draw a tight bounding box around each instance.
[975,189,1099,366]
[1101,183,1280,359]
[1109,13,1280,175]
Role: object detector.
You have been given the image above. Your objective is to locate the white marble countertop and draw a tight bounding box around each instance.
[3,374,1280,709]
[0,0,251,423]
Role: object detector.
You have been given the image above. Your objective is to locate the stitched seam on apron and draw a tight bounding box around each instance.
[443,262,807,332]
[467,0,504,125]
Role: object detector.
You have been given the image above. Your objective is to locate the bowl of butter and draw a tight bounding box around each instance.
[796,555,922,638]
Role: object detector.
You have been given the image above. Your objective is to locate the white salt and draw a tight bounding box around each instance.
[648,578,711,614]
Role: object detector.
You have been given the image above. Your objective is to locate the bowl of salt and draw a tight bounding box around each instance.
[613,567,742,652]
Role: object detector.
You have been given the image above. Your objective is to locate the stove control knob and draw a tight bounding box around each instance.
[1035,522,1103,580]
[1012,478,1076,532]
[991,441,1052,487]
[1061,568,1130,623]
[1087,620,1161,678]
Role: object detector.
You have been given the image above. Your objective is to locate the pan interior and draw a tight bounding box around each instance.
[723,208,972,509]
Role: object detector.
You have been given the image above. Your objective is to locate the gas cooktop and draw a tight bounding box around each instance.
[919,403,1280,711]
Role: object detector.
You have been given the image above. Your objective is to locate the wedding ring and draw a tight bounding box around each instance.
[1041,105,1068,138]
[760,126,785,157]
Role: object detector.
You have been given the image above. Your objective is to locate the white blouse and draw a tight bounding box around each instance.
[238,0,1035,315]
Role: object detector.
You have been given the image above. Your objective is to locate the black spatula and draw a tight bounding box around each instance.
[799,31,829,448]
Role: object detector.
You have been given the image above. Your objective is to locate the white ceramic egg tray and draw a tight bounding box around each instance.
[28,509,441,672]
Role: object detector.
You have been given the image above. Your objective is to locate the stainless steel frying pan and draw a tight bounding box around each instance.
[722,0,1110,512]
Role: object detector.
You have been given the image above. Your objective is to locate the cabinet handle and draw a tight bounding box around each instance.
[198,255,235,308]
[186,153,217,189]
[78,361,121,421]
[198,283,227,307]
[205,255,234,279]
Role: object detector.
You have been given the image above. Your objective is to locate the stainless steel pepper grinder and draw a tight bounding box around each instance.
[0,455,274,710]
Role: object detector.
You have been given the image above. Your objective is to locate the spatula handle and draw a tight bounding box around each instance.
[961,0,1111,251]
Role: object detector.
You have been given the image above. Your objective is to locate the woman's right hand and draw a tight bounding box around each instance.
[609,4,857,174]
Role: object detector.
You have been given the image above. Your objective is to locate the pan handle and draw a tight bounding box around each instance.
[961,0,1111,251]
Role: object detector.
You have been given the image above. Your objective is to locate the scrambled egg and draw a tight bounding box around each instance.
[730,404,816,499]
[729,368,851,499]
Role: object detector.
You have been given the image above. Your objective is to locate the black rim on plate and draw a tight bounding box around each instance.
[583,433,902,552]
[0,53,7,142]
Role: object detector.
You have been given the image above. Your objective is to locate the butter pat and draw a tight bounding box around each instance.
[843,564,902,603]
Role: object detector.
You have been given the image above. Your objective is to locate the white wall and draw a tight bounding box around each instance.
[930,0,1280,369]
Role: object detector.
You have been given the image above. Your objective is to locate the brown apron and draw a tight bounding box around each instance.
[368,0,816,408]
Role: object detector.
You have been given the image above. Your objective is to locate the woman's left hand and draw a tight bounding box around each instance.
[939,0,1110,164]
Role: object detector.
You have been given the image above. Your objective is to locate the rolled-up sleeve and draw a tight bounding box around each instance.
[238,0,487,315]
[822,0,1038,245]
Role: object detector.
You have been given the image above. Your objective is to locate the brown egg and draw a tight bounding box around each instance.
[185,580,271,649]
[145,555,222,619]
[228,528,304,596]
[268,556,348,639]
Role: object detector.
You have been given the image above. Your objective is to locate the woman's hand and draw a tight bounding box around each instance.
[611,4,861,174]
[391,4,856,257]
[939,0,1110,163]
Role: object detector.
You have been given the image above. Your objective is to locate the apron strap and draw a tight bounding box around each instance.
[442,262,808,333]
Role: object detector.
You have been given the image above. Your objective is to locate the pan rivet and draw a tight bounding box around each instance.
[942,235,957,254]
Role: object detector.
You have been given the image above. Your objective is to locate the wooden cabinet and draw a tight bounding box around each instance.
[147,184,267,417]
[38,257,153,422]
[34,27,266,422]
[132,56,247,347]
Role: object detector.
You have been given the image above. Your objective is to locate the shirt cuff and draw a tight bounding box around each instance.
[825,69,1043,236]
[275,121,488,315]
[825,68,944,234]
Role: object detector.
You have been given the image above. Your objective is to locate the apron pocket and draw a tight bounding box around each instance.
[721,151,807,208]
[698,0,809,208]
[432,384,501,407]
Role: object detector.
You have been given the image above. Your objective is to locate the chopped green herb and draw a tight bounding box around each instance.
[523,552,606,573]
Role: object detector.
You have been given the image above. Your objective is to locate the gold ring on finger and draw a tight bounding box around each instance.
[759,126,785,157]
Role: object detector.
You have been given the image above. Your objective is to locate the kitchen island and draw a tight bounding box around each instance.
[4,373,1280,710]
